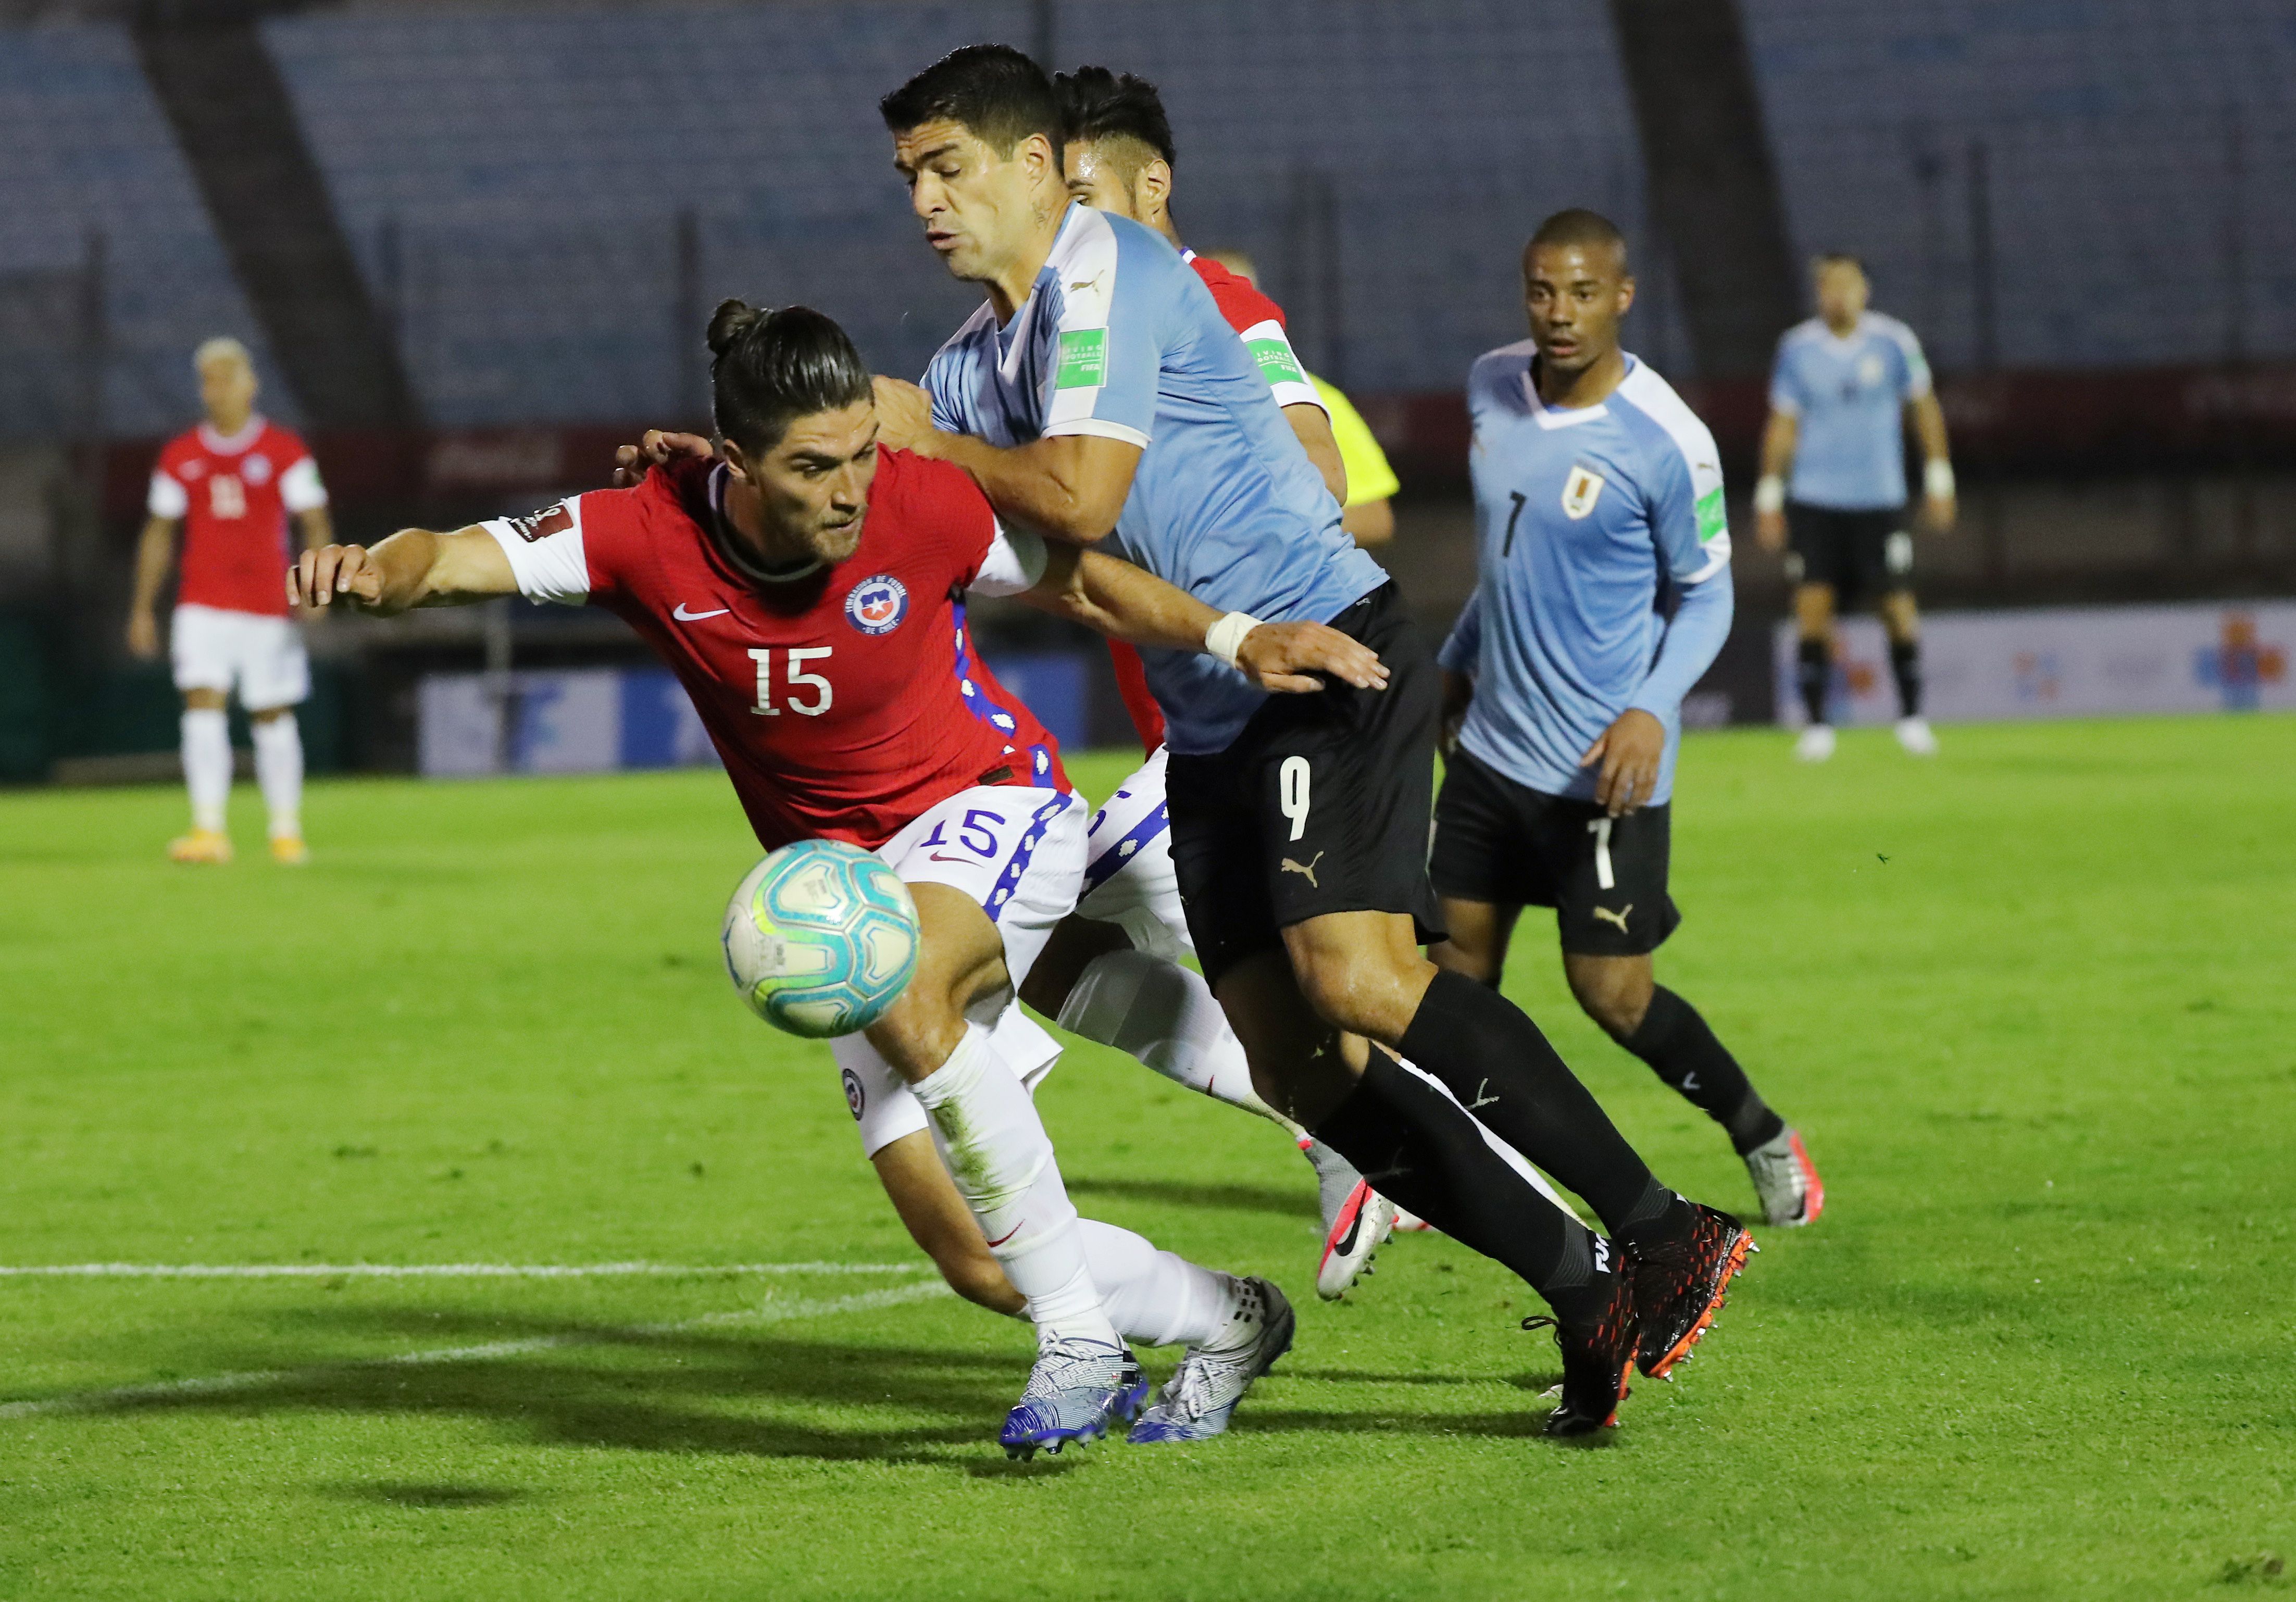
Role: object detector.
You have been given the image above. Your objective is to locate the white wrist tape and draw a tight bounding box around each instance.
[1752,474,1786,516]
[1204,611,1264,670]
[1925,458,1956,499]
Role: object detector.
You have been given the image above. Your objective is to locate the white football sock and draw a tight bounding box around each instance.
[1058,948,1296,1132]
[250,712,303,840]
[1075,1217,1240,1350]
[910,1022,1117,1347]
[180,708,230,833]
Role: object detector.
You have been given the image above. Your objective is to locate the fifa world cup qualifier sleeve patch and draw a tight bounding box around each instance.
[1696,487,1729,545]
[1055,328,1108,390]
[1246,335,1307,389]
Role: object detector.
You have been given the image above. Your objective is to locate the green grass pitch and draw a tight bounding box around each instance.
[2,716,2291,1600]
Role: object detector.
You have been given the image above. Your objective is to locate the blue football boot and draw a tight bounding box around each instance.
[999,1335,1140,1459]
[1127,1276,1294,1445]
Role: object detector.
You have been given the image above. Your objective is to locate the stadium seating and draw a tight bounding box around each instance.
[1743,0,2296,370]
[0,23,281,439]
[0,1,2288,435]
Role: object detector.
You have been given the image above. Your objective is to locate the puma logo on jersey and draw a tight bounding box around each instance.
[1281,852,1325,888]
[1592,903,1632,933]
[672,603,730,621]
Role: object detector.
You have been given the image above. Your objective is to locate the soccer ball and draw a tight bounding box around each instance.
[720,840,920,1039]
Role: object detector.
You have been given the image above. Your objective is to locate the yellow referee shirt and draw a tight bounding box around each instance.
[1311,374,1401,508]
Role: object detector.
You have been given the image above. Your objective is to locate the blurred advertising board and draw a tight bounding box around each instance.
[1772,602,2294,727]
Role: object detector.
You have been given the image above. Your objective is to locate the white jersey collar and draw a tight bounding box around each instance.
[197,414,267,455]
[1524,356,1636,430]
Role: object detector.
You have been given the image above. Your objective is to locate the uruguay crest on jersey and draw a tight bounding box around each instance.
[1562,465,1606,520]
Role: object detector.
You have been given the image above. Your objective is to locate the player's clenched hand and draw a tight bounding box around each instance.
[610,429,713,488]
[289,544,385,612]
[1237,622,1389,695]
[871,377,936,456]
[1580,707,1664,817]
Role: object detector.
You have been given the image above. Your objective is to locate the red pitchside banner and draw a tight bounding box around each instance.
[98,360,2296,520]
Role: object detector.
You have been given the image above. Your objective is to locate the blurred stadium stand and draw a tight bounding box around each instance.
[0,0,2289,778]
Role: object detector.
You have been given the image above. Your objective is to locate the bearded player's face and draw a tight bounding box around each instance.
[1523,241,1634,378]
[741,400,880,566]
[893,118,1055,283]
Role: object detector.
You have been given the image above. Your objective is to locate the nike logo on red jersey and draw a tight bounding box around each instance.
[672,603,730,621]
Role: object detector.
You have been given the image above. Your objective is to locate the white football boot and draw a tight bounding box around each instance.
[1744,1127,1827,1228]
[1315,1178,1396,1300]
[1894,716,1939,757]
[1794,723,1837,762]
[1127,1277,1294,1444]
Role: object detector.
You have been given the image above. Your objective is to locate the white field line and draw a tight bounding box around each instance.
[0,1262,928,1279]
[0,1280,955,1422]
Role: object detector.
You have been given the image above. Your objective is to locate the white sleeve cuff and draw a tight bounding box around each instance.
[480,505,591,606]
[1041,416,1152,450]
[1677,531,1732,586]
[1272,382,1326,412]
[146,470,188,520]
[279,456,329,512]
[967,521,1049,597]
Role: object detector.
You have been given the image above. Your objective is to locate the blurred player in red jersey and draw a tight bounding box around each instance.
[128,338,332,865]
[292,302,1381,1455]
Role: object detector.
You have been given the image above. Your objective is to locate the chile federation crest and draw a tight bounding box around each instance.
[844,574,909,635]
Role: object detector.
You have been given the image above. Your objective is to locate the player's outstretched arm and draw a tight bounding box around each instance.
[287,527,520,617]
[1019,542,1387,695]
[875,377,1139,545]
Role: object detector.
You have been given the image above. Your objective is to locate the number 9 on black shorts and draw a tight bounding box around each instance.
[1165,584,1447,988]
[1429,746,1681,957]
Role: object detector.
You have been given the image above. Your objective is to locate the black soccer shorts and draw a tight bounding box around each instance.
[1428,746,1681,958]
[1783,501,1914,611]
[1165,582,1446,988]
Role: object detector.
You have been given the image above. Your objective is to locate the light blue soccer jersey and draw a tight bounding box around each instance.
[1438,346,1733,806]
[925,203,1386,756]
[1768,312,1931,510]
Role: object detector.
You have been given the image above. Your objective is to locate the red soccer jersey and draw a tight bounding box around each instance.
[147,416,327,617]
[488,449,1068,852]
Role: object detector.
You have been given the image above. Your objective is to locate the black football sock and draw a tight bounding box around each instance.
[1312,1053,1617,1323]
[1890,637,1923,718]
[1397,968,1663,1240]
[1796,636,1831,725]
[1621,986,1785,1157]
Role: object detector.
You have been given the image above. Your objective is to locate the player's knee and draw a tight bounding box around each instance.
[1291,947,1406,1038]
[1566,962,1650,1040]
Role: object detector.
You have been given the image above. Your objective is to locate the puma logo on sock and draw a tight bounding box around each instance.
[1281,852,1325,888]
[1467,1078,1500,1111]
[1592,903,1632,934]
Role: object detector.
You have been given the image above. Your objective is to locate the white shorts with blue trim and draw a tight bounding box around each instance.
[1074,747,1191,965]
[831,784,1084,1158]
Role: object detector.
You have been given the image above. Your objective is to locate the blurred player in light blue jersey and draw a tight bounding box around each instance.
[1433,209,1824,1231]
[1755,254,1957,761]
[875,47,1757,1440]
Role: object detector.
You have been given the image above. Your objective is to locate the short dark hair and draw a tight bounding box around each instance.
[1528,208,1630,267]
[880,44,1059,157]
[705,299,872,457]
[1054,65,1176,168]
[1814,252,1867,274]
